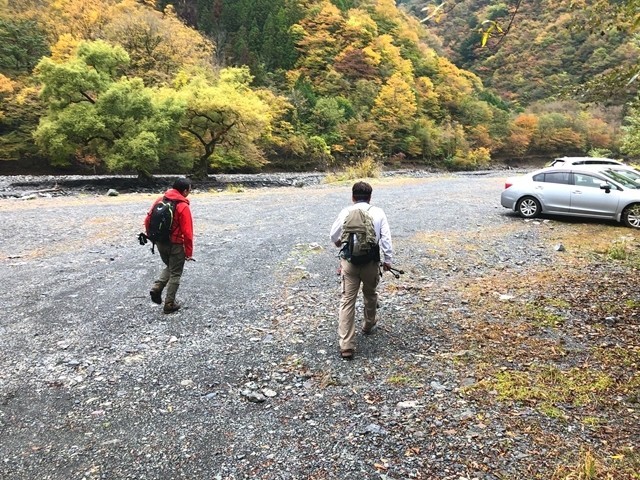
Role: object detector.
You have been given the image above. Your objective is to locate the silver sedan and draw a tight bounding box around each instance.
[501,166,640,228]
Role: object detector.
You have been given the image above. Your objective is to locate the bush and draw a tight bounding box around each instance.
[587,148,615,158]
[443,147,492,171]
[324,156,381,182]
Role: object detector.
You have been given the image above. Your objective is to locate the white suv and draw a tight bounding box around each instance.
[549,156,624,167]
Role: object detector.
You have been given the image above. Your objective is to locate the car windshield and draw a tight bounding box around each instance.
[611,168,640,182]
[600,169,640,189]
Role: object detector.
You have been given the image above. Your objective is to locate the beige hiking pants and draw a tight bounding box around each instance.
[338,259,380,351]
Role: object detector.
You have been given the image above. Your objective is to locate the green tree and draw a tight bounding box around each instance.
[0,19,49,73]
[343,9,378,47]
[261,7,300,70]
[370,34,413,80]
[34,40,185,176]
[408,117,441,160]
[332,0,358,11]
[621,103,640,157]
[175,67,271,177]
[309,96,347,146]
[370,0,402,34]
[457,97,494,127]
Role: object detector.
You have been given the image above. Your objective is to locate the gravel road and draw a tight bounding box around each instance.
[1,171,637,479]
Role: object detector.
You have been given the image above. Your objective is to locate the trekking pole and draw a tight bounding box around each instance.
[389,266,405,276]
[380,263,405,279]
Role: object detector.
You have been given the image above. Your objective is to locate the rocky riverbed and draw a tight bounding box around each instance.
[0,171,638,479]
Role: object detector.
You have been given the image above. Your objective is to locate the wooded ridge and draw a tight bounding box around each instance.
[1,0,639,176]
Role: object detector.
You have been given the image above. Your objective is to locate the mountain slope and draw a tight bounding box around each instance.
[399,0,640,106]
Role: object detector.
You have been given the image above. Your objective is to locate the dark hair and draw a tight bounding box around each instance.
[173,177,192,194]
[352,181,372,202]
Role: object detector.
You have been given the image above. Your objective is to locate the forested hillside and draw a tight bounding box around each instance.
[399,0,640,107]
[0,0,638,176]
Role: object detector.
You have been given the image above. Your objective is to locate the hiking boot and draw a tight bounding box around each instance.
[362,323,376,335]
[163,301,181,314]
[149,288,162,305]
[340,349,354,360]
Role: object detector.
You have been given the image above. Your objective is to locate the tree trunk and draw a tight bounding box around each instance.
[136,169,154,181]
[192,142,215,179]
[191,154,210,180]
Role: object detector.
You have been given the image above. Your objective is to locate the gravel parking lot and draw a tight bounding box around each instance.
[1,171,638,479]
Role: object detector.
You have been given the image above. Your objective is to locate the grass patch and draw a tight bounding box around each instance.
[285,268,310,283]
[546,224,630,257]
[476,365,614,415]
[625,299,640,309]
[460,293,568,329]
[411,223,524,250]
[580,416,603,427]
[387,375,412,385]
[551,448,640,480]
[593,345,640,369]
[539,404,567,420]
[293,242,324,256]
[521,301,566,327]
[605,236,638,261]
[386,363,426,387]
[223,183,245,193]
[547,297,571,309]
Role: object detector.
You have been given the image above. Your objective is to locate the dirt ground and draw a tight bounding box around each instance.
[0,172,638,479]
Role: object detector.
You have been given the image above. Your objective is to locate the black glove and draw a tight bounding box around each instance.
[138,232,148,245]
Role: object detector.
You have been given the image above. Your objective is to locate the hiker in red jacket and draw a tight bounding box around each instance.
[145,177,194,313]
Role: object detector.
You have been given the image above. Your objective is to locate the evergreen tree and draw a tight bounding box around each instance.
[0,19,49,73]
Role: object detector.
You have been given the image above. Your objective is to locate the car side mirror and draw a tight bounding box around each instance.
[599,182,611,193]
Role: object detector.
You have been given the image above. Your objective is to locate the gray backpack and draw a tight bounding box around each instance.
[339,206,380,265]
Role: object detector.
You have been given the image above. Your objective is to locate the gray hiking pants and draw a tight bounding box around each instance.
[154,242,186,303]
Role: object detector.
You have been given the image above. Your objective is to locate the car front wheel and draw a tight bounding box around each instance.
[516,196,541,219]
[622,204,640,229]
